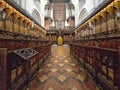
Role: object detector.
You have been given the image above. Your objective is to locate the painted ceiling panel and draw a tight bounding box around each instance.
[53,3,66,21]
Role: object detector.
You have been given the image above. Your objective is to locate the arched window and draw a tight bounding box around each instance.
[34,0,41,11]
[44,3,52,17]
[32,9,41,23]
[79,0,86,10]
[67,3,75,17]
[79,8,88,22]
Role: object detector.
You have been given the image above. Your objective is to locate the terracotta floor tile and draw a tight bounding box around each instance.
[28,46,96,90]
[48,71,60,77]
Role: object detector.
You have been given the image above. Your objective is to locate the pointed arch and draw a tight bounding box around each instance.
[79,8,88,23]
[79,0,86,10]
[32,9,41,23]
[34,0,41,10]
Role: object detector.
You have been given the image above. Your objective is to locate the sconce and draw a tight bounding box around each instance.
[116,10,120,33]
[89,22,93,30]
[2,11,6,20]
[32,21,34,29]
[0,10,6,21]
[116,10,120,23]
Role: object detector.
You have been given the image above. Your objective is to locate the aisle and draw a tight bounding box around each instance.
[27,46,96,90]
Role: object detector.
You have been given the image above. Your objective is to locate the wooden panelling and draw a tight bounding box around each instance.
[70,43,120,90]
[0,43,51,90]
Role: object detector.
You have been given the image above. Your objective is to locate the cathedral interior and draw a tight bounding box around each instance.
[0,0,120,90]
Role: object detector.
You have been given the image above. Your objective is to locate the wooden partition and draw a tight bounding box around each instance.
[7,51,28,90]
[33,43,51,66]
[0,48,7,90]
[0,43,51,90]
[0,0,46,40]
[70,43,120,90]
[76,0,120,41]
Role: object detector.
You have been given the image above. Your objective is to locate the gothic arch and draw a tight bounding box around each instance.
[34,0,41,10]
[79,8,88,22]
[79,0,86,10]
[32,9,41,23]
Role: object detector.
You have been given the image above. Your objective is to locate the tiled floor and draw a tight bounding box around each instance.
[27,46,96,90]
